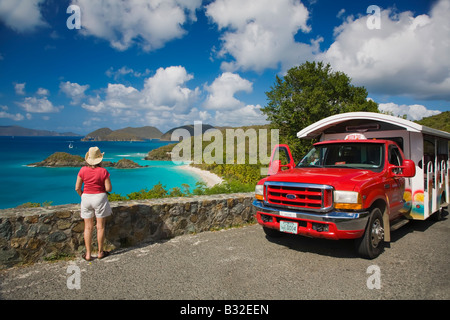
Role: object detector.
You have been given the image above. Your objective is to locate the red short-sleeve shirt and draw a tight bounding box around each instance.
[78,166,110,194]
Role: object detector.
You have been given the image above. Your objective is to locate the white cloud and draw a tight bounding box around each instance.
[336,9,346,19]
[0,0,47,33]
[16,96,62,113]
[378,102,441,121]
[72,0,202,51]
[0,106,24,121]
[81,66,200,128]
[106,66,151,80]
[148,107,212,129]
[82,98,107,114]
[60,81,90,105]
[105,83,141,112]
[79,66,269,130]
[213,104,268,127]
[320,0,450,100]
[141,66,199,112]
[36,88,49,96]
[206,0,318,73]
[82,117,102,128]
[204,72,253,110]
[14,83,26,95]
[202,72,268,127]
[0,111,24,121]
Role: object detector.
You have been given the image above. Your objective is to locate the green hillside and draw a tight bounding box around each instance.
[82,126,162,141]
[146,124,273,185]
[159,124,216,141]
[415,111,450,133]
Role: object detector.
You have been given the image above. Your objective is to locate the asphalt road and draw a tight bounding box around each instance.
[1,213,449,303]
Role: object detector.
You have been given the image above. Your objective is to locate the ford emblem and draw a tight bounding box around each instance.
[286,194,296,200]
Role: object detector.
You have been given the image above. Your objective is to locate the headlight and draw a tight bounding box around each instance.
[255,185,264,200]
[334,190,359,203]
[334,190,362,210]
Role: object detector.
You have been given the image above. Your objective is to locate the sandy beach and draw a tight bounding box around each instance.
[176,165,224,187]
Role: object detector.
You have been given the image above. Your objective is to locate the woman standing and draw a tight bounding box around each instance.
[75,146,112,261]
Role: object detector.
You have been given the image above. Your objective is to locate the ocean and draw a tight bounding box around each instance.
[0,136,201,210]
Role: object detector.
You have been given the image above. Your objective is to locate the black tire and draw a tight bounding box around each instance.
[431,207,443,221]
[263,226,284,238]
[431,197,447,221]
[355,207,384,259]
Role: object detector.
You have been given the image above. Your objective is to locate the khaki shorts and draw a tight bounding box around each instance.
[80,193,112,219]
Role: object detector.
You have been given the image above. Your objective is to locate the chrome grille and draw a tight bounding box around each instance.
[264,181,333,212]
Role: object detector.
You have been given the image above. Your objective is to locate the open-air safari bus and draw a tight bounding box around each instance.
[253,112,449,258]
[297,112,450,227]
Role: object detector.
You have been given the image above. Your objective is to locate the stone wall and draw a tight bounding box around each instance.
[0,193,256,269]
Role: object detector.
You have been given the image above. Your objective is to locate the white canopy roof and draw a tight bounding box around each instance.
[297,112,450,140]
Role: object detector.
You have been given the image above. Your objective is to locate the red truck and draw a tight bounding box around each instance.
[253,112,449,259]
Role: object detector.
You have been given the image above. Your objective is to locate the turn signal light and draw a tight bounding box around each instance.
[334,203,363,210]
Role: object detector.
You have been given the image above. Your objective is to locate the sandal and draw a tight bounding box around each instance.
[97,251,110,260]
[82,253,92,261]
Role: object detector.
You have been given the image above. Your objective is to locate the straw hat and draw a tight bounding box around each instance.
[85,147,104,165]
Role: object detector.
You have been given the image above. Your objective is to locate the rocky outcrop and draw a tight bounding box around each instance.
[28,152,145,168]
[28,152,85,167]
[114,158,145,168]
[144,143,175,160]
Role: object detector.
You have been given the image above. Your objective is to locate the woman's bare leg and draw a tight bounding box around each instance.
[83,218,94,260]
[96,217,106,256]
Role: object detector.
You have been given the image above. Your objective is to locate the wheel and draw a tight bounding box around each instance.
[431,207,443,221]
[355,207,384,259]
[431,197,447,221]
[263,226,284,238]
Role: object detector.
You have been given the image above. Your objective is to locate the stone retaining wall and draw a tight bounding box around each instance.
[0,193,256,269]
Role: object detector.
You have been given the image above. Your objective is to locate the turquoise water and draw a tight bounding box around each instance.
[0,136,201,209]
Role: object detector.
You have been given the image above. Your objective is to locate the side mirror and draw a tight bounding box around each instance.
[268,144,295,175]
[390,159,416,178]
[401,159,416,177]
[268,160,281,176]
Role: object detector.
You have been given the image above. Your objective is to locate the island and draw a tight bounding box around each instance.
[28,152,146,168]
[82,126,163,141]
[0,125,80,136]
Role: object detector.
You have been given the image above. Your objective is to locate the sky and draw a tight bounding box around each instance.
[0,0,449,135]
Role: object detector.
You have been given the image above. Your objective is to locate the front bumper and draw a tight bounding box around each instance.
[253,200,370,240]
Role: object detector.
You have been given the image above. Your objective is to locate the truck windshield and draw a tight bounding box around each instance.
[297,143,384,170]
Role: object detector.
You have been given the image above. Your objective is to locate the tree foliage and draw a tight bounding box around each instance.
[261,61,379,159]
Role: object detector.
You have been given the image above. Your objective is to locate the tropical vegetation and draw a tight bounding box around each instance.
[18,61,448,206]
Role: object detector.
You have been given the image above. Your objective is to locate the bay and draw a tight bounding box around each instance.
[0,136,200,209]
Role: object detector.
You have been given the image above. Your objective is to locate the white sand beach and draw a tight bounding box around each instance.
[176,165,224,187]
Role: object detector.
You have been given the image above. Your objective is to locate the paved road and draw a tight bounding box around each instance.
[1,213,449,303]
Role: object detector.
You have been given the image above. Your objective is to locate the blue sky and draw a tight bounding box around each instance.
[0,0,448,135]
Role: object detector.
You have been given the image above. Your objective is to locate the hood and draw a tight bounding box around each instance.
[265,167,382,191]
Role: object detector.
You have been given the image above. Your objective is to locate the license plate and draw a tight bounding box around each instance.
[280,221,298,234]
[280,211,296,218]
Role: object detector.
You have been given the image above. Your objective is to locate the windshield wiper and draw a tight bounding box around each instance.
[297,164,323,168]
